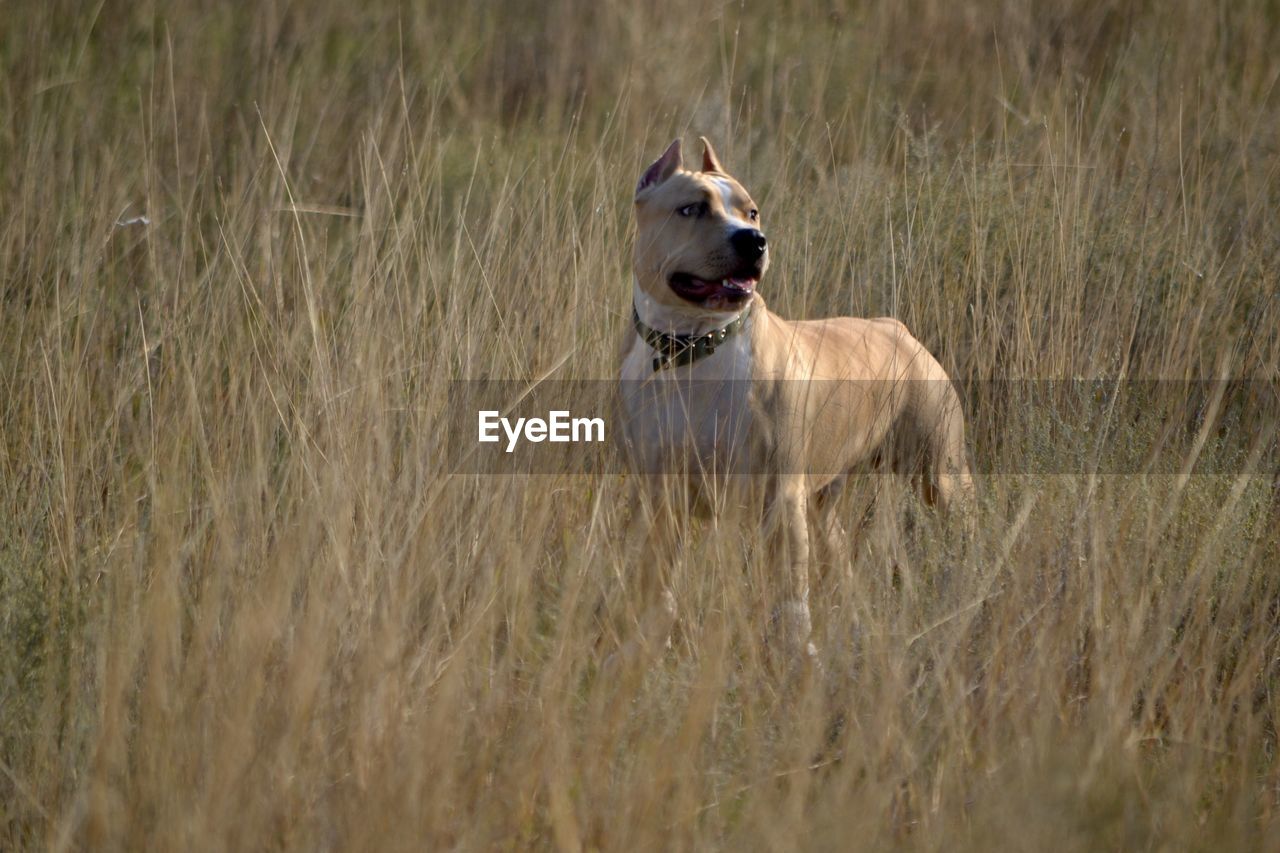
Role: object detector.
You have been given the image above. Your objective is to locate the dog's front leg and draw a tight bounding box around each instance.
[633,493,679,657]
[768,475,818,664]
[604,479,680,673]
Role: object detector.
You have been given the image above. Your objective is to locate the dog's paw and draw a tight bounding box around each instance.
[770,600,821,674]
[653,589,677,624]
[600,590,678,679]
[774,599,813,647]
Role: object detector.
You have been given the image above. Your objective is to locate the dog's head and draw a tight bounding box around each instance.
[633,138,768,312]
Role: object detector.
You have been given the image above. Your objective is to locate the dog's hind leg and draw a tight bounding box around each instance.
[912,381,978,588]
[916,379,976,514]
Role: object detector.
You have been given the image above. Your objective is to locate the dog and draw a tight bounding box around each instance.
[617,137,974,665]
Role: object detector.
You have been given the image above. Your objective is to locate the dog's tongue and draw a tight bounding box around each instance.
[670,273,758,305]
[689,276,755,296]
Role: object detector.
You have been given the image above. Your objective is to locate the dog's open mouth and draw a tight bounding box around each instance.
[668,272,758,307]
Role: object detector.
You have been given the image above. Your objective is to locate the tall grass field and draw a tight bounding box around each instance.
[2,0,1279,848]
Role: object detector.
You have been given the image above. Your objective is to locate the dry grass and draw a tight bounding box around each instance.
[2,0,1279,848]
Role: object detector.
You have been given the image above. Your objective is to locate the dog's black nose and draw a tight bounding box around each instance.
[731,228,767,262]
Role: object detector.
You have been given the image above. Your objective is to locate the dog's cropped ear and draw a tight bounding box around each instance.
[699,137,724,173]
[636,139,682,196]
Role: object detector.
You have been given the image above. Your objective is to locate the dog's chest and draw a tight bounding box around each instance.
[619,334,754,476]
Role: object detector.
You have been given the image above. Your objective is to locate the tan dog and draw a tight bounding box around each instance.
[618,137,974,663]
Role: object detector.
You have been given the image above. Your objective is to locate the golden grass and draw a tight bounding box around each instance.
[2,0,1278,848]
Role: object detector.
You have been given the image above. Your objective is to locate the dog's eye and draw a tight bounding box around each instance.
[677,203,702,218]
[748,208,759,221]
